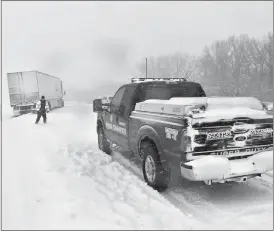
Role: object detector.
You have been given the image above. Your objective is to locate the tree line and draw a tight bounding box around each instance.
[136,33,273,101]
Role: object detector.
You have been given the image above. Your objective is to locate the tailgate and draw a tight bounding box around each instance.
[187,117,273,159]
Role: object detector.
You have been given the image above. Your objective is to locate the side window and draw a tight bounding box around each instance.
[196,85,206,97]
[145,85,171,100]
[111,87,126,114]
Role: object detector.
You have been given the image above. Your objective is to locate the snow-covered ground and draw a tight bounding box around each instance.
[2,102,273,230]
[1,103,13,121]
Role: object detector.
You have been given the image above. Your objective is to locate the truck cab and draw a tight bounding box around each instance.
[94,78,206,150]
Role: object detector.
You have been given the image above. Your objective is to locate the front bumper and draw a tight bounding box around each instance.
[180,150,273,182]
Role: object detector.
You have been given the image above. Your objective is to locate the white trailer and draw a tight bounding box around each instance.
[7,71,65,116]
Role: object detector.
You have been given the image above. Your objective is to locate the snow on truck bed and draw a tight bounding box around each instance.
[135,96,272,121]
[2,101,273,230]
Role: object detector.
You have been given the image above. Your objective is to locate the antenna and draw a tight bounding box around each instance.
[145,57,148,78]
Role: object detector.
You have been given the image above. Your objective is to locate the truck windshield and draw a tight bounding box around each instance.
[144,83,206,101]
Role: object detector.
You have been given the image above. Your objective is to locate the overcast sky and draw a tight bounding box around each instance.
[2,1,273,103]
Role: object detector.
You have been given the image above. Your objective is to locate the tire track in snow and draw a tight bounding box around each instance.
[212,203,273,230]
[262,171,273,185]
[111,151,213,223]
[256,174,273,187]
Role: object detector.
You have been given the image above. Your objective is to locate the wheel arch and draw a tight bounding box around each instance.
[137,125,169,170]
[96,117,106,133]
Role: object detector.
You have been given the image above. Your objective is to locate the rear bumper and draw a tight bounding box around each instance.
[12,104,36,115]
[13,110,21,116]
[180,150,273,182]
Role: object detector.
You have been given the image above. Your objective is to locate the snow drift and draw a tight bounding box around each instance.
[2,102,202,230]
[2,102,273,230]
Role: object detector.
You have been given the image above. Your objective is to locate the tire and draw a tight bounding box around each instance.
[141,142,169,192]
[98,126,111,155]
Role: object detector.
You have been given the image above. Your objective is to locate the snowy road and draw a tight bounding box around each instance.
[2,102,273,229]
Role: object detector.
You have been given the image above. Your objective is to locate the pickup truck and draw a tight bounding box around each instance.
[93,78,273,192]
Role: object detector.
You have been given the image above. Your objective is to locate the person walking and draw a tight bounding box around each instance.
[35,96,50,124]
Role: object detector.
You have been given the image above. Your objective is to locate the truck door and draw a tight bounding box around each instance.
[114,85,137,150]
[107,86,126,143]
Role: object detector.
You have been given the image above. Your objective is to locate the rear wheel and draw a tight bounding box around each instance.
[98,126,111,155]
[141,141,169,192]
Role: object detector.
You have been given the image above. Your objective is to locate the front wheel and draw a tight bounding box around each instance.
[98,127,111,155]
[141,142,169,192]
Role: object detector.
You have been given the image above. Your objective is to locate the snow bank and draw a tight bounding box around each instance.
[2,101,201,230]
[52,144,200,230]
[1,103,13,121]
[2,101,272,230]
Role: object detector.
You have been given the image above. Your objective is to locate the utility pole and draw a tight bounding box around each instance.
[145,57,148,78]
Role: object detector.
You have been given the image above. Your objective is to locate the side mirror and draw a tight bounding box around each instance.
[93,99,103,112]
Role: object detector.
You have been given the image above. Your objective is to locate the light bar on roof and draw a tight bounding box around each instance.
[131,77,187,83]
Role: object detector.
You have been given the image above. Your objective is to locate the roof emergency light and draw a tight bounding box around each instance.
[131,77,187,83]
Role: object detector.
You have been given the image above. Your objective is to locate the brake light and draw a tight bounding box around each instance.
[184,136,192,152]
[194,134,207,144]
[188,106,206,118]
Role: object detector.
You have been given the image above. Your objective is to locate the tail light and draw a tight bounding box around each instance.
[180,130,192,152]
[194,134,207,144]
[184,136,192,152]
[186,105,206,118]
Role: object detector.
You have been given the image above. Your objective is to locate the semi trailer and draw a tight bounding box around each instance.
[7,71,65,116]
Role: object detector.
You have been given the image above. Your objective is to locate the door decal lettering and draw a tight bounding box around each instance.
[105,122,127,136]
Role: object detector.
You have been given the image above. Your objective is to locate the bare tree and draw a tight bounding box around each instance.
[134,33,273,101]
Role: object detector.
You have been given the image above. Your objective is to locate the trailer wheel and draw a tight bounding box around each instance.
[141,141,169,192]
[98,126,111,155]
